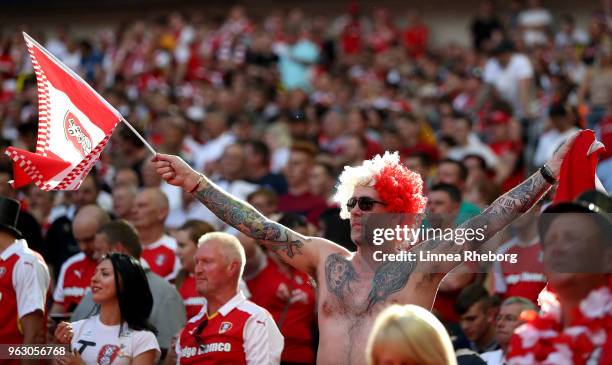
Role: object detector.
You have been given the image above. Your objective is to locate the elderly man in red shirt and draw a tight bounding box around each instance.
[175,232,284,364]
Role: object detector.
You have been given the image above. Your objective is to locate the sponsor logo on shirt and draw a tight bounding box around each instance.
[74,269,82,279]
[64,286,86,297]
[0,266,5,278]
[505,272,547,285]
[180,343,232,357]
[219,322,232,334]
[184,297,207,306]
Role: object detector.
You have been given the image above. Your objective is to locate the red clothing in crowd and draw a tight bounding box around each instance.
[492,237,546,305]
[433,288,463,325]
[141,234,180,281]
[490,140,524,192]
[246,256,316,364]
[53,252,97,312]
[0,239,49,365]
[278,192,328,225]
[178,273,207,320]
[341,20,363,55]
[176,292,283,364]
[403,24,428,58]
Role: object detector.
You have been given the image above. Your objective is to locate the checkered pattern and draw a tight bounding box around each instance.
[5,148,52,191]
[26,38,52,157]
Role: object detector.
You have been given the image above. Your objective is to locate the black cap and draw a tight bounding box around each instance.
[538,190,612,240]
[0,196,22,238]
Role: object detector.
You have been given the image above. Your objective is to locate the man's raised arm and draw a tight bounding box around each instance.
[418,132,579,272]
[152,154,326,276]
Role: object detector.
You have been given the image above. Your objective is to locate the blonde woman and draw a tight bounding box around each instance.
[367,304,458,365]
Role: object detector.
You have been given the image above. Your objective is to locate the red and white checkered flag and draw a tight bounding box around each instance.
[5,33,122,191]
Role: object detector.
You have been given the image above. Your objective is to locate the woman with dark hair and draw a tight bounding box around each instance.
[55,253,160,365]
[172,219,215,319]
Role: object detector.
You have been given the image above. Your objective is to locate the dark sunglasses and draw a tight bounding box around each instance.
[347,197,387,212]
[192,317,209,349]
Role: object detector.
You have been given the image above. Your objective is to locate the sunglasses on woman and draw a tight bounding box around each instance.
[346,197,387,212]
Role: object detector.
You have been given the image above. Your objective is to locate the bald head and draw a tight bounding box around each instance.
[131,188,169,231]
[143,187,169,210]
[114,168,139,188]
[141,158,163,187]
[73,205,110,260]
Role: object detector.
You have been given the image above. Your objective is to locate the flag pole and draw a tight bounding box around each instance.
[120,117,156,155]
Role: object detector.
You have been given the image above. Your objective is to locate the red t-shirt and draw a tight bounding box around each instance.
[141,234,180,281]
[53,252,97,311]
[341,21,363,54]
[246,256,316,364]
[278,192,328,224]
[490,141,525,192]
[403,25,428,58]
[492,237,546,305]
[178,274,207,320]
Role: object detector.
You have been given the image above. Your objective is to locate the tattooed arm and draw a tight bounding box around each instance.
[358,170,555,308]
[415,132,580,273]
[152,154,342,276]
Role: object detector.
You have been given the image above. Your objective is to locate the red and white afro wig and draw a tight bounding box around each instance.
[333,151,427,219]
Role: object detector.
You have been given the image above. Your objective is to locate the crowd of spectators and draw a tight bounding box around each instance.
[0,1,611,363]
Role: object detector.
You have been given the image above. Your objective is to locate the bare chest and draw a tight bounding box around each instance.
[317,253,440,318]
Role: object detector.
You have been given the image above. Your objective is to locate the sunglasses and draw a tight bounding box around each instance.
[346,197,387,212]
[192,317,209,349]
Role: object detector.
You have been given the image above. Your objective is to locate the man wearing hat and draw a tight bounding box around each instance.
[507,190,612,364]
[0,196,50,365]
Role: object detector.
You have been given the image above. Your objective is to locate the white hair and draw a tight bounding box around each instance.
[198,232,246,280]
[333,151,401,220]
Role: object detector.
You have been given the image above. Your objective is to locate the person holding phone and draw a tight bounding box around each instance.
[55,253,160,365]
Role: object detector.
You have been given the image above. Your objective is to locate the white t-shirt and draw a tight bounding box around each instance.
[70,315,160,365]
[484,55,533,118]
[533,127,579,167]
[480,349,504,365]
[193,132,236,172]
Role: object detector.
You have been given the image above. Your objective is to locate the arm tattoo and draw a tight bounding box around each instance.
[193,179,308,257]
[423,171,551,259]
[325,254,358,297]
[366,260,416,311]
[475,171,549,237]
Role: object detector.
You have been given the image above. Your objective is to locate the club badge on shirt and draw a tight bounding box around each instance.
[155,254,166,267]
[97,344,120,365]
[219,322,233,334]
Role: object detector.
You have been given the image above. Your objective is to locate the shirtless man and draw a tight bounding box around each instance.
[152,134,576,365]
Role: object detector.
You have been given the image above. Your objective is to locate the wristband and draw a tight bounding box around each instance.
[188,174,205,193]
[539,164,557,185]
